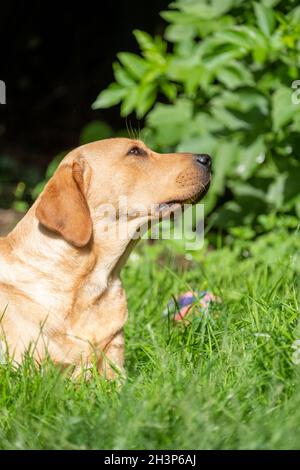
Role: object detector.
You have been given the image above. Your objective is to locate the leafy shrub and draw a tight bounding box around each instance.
[93,0,300,233]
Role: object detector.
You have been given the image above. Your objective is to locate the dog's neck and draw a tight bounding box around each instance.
[6,204,138,312]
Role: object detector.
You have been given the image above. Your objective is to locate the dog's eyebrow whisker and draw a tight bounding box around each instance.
[128,120,132,139]
[125,118,135,140]
[134,125,139,141]
[130,120,136,141]
[125,118,130,139]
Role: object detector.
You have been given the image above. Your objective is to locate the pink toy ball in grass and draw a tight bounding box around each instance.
[163,290,220,322]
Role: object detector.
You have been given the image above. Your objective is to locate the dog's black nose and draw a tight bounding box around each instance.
[194,153,212,170]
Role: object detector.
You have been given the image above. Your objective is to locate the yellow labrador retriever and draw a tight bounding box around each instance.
[0,138,211,377]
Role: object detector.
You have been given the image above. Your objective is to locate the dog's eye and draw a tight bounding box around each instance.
[127,146,147,157]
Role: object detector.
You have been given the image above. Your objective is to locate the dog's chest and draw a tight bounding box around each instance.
[0,275,128,368]
[49,279,128,365]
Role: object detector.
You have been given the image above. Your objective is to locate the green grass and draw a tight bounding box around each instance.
[0,228,300,449]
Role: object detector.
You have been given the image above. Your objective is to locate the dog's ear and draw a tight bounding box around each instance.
[36,159,93,247]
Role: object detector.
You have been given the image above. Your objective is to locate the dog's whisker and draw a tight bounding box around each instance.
[125,117,130,139]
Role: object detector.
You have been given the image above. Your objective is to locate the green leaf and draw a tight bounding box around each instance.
[272,87,295,131]
[235,137,265,180]
[177,135,218,156]
[120,87,139,116]
[133,30,155,52]
[212,107,249,131]
[113,63,135,87]
[147,100,193,146]
[229,225,256,240]
[160,10,195,26]
[117,52,148,80]
[165,24,197,42]
[13,201,29,213]
[214,27,254,49]
[203,47,245,70]
[295,195,300,218]
[80,120,113,144]
[160,82,177,101]
[254,2,276,36]
[46,153,65,179]
[136,84,157,118]
[31,181,46,200]
[217,61,254,89]
[213,88,268,114]
[179,0,234,20]
[267,173,288,208]
[229,181,266,200]
[211,140,240,195]
[92,84,127,109]
[261,0,281,6]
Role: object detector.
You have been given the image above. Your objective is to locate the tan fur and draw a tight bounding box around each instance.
[0,138,210,377]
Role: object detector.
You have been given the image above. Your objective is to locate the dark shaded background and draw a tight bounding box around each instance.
[0,0,169,169]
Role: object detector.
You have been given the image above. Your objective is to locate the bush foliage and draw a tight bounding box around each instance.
[93,0,300,232]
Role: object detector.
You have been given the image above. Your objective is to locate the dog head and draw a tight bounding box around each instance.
[36,138,211,247]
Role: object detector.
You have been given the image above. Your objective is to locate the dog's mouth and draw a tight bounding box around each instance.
[156,182,210,216]
[157,200,182,216]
